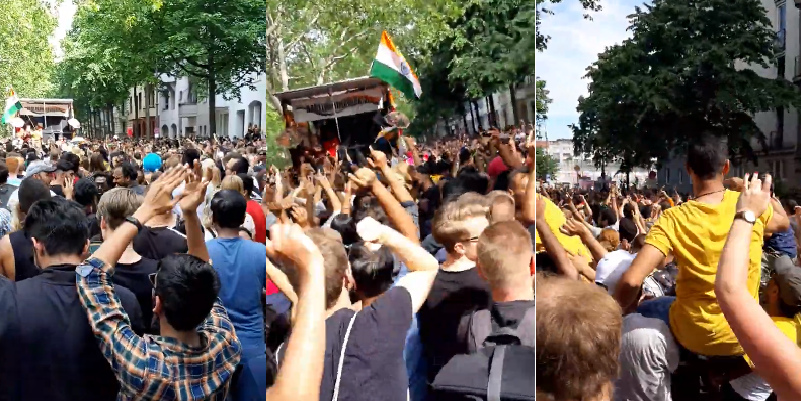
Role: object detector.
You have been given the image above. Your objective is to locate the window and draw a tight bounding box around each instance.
[778,56,786,78]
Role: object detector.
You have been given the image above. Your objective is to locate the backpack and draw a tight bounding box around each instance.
[432,308,535,401]
[0,183,17,210]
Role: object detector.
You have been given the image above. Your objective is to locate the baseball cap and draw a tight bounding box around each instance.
[24,160,56,178]
[773,255,801,309]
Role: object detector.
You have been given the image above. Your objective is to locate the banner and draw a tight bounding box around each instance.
[291,87,384,123]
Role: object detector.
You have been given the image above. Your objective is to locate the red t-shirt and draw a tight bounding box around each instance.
[246,200,267,244]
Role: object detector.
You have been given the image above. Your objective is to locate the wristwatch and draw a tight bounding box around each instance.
[735,210,757,225]
[125,216,144,232]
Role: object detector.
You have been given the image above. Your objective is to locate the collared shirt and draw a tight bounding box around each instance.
[76,257,242,401]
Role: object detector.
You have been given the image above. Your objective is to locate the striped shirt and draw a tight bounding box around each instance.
[76,257,242,401]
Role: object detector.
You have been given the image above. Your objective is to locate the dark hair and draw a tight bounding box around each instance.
[56,158,74,174]
[353,197,389,226]
[117,162,138,180]
[237,173,254,196]
[456,168,489,195]
[59,152,81,174]
[231,157,249,175]
[89,152,106,172]
[26,197,88,257]
[210,190,247,229]
[598,208,617,227]
[19,178,52,214]
[687,135,727,180]
[348,243,397,298]
[0,162,8,184]
[182,148,201,168]
[74,178,100,209]
[330,214,359,246]
[155,254,220,331]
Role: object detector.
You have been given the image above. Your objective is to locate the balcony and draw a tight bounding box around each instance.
[179,102,197,118]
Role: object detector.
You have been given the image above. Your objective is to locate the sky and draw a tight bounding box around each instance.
[50,0,76,59]
[536,0,643,140]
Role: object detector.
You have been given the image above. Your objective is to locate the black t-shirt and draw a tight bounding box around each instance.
[417,267,492,382]
[0,276,19,401]
[319,286,413,401]
[112,257,159,334]
[133,226,188,260]
[13,264,143,401]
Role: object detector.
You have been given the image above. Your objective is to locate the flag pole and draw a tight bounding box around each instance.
[328,87,341,142]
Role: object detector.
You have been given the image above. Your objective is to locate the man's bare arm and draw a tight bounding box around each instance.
[614,245,665,309]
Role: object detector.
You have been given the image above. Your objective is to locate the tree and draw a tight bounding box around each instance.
[449,0,538,97]
[570,0,801,169]
[152,0,266,138]
[0,0,57,98]
[535,78,551,132]
[536,147,559,180]
[266,0,462,112]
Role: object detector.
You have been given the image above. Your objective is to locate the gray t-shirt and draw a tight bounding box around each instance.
[614,313,679,401]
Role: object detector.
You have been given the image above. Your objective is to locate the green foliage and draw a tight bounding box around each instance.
[536,147,559,180]
[0,0,57,97]
[570,0,801,169]
[449,0,538,97]
[266,0,462,111]
[535,78,551,131]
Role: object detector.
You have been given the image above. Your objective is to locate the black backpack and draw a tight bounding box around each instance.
[431,308,536,401]
[0,183,17,211]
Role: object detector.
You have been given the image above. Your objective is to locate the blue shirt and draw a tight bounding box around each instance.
[207,238,267,352]
[765,226,798,259]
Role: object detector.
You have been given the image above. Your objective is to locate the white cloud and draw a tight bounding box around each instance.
[537,0,639,139]
[50,0,76,60]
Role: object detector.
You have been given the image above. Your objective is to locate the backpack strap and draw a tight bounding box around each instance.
[487,345,506,401]
[469,309,493,352]
[484,307,535,347]
[332,311,358,401]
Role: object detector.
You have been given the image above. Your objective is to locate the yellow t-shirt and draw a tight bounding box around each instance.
[646,190,773,356]
[743,317,800,368]
[534,196,591,258]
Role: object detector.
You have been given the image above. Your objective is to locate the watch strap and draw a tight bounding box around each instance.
[125,216,143,232]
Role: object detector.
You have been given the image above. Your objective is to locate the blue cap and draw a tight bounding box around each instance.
[142,153,162,173]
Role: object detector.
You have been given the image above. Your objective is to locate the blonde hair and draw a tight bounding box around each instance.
[432,193,489,252]
[598,229,620,251]
[221,175,244,194]
[97,188,144,230]
[477,220,533,289]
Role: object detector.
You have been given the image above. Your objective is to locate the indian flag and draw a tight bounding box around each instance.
[1,88,21,125]
[370,31,422,100]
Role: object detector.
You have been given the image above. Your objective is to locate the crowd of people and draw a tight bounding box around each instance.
[0,122,540,401]
[0,135,271,401]
[535,134,801,401]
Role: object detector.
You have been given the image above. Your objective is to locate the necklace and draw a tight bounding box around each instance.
[694,188,726,199]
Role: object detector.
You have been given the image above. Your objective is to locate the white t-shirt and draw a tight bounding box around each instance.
[595,250,636,296]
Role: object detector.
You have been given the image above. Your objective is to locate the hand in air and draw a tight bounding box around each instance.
[736,173,772,217]
[356,217,389,243]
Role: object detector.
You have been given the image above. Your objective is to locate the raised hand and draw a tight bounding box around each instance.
[356,217,389,243]
[348,168,377,190]
[179,160,209,213]
[266,223,323,269]
[138,165,188,222]
[736,173,773,217]
[367,146,389,171]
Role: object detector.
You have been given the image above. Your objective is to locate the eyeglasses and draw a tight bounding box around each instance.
[462,235,480,243]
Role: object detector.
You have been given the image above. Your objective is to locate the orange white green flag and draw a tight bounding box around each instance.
[1,88,21,125]
[369,31,422,100]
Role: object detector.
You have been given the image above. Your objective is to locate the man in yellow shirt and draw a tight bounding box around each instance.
[615,136,789,357]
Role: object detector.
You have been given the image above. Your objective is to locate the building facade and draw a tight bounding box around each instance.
[121,73,266,140]
[540,138,650,187]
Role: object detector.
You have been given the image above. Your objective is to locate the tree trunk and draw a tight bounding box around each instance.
[487,95,497,127]
[145,83,152,139]
[209,73,217,143]
[626,171,631,191]
[469,100,478,133]
[134,86,140,138]
[155,83,160,139]
[509,83,519,123]
[462,113,469,136]
[276,5,290,92]
[473,100,482,131]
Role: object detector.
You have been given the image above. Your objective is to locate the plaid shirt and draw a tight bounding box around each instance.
[76,257,242,401]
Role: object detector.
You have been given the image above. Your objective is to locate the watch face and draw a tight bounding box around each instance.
[744,210,756,223]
